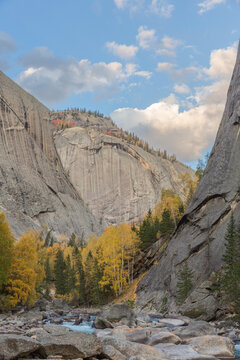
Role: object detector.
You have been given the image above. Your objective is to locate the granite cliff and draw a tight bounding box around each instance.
[0,71,100,238]
[54,116,194,227]
[136,42,240,319]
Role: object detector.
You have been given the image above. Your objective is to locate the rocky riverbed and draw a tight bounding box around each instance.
[0,299,239,360]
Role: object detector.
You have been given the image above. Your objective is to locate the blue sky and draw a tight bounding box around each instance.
[0,0,239,165]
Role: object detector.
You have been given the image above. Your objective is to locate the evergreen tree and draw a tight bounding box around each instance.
[68,233,76,247]
[139,210,159,250]
[159,209,175,239]
[177,262,194,304]
[65,255,76,294]
[221,213,240,309]
[54,249,67,295]
[75,249,86,304]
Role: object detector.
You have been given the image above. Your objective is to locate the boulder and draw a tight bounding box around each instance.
[94,316,114,329]
[112,328,149,344]
[102,344,127,360]
[37,332,102,359]
[187,335,235,358]
[173,320,217,339]
[158,318,186,327]
[155,344,217,360]
[102,304,136,325]
[101,336,167,360]
[0,334,41,360]
[43,324,72,335]
[148,332,181,345]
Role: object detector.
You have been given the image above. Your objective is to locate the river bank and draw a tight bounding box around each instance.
[0,299,239,360]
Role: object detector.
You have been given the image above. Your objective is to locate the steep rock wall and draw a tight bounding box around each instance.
[55,127,194,227]
[0,71,100,238]
[136,43,240,313]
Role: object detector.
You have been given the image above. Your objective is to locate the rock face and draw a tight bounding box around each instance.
[55,126,194,227]
[0,71,100,238]
[136,43,240,316]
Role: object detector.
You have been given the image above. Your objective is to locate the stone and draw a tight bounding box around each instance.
[148,332,181,345]
[155,344,217,360]
[55,125,195,228]
[187,335,235,358]
[173,321,217,339]
[101,336,167,360]
[136,42,240,319]
[0,334,41,360]
[158,318,186,327]
[102,344,127,360]
[93,316,114,329]
[112,328,149,344]
[101,303,136,324]
[43,324,72,335]
[0,71,101,239]
[37,332,102,359]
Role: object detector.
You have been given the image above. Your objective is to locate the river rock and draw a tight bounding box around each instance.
[102,304,136,326]
[187,335,235,358]
[101,336,167,360]
[37,332,102,359]
[158,318,186,327]
[112,328,149,344]
[94,316,114,329]
[148,331,181,345]
[155,344,217,360]
[0,334,41,360]
[173,320,217,339]
[102,344,127,360]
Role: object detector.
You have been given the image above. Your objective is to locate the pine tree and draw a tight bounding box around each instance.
[221,213,240,307]
[45,257,52,284]
[54,249,67,295]
[177,262,194,304]
[159,209,175,239]
[75,249,86,304]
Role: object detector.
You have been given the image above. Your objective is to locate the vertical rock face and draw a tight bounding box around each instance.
[136,42,240,311]
[55,127,194,227]
[0,71,100,238]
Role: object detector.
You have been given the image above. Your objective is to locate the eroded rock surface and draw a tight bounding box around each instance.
[55,126,194,226]
[136,42,240,317]
[0,71,100,238]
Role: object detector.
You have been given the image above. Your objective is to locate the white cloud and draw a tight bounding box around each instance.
[111,44,237,162]
[150,0,174,17]
[106,41,138,59]
[198,0,226,13]
[134,70,152,79]
[157,62,174,71]
[17,47,150,105]
[136,26,157,49]
[174,83,190,94]
[114,0,128,9]
[157,36,181,56]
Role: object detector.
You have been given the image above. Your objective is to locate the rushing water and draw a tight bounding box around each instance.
[235,341,240,360]
[61,316,95,334]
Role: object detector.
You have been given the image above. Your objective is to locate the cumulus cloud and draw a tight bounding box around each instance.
[111,44,237,162]
[174,83,190,94]
[157,36,181,56]
[157,61,202,82]
[106,41,138,59]
[17,46,150,105]
[198,0,226,13]
[136,26,157,49]
[150,0,174,17]
[0,32,16,70]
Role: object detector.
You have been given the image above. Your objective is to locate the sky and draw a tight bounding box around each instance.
[0,0,239,166]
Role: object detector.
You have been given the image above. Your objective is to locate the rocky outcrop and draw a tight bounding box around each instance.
[136,42,240,316]
[55,126,194,226]
[0,71,100,238]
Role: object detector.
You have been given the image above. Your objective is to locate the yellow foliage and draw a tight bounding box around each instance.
[5,231,42,308]
[84,224,139,296]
